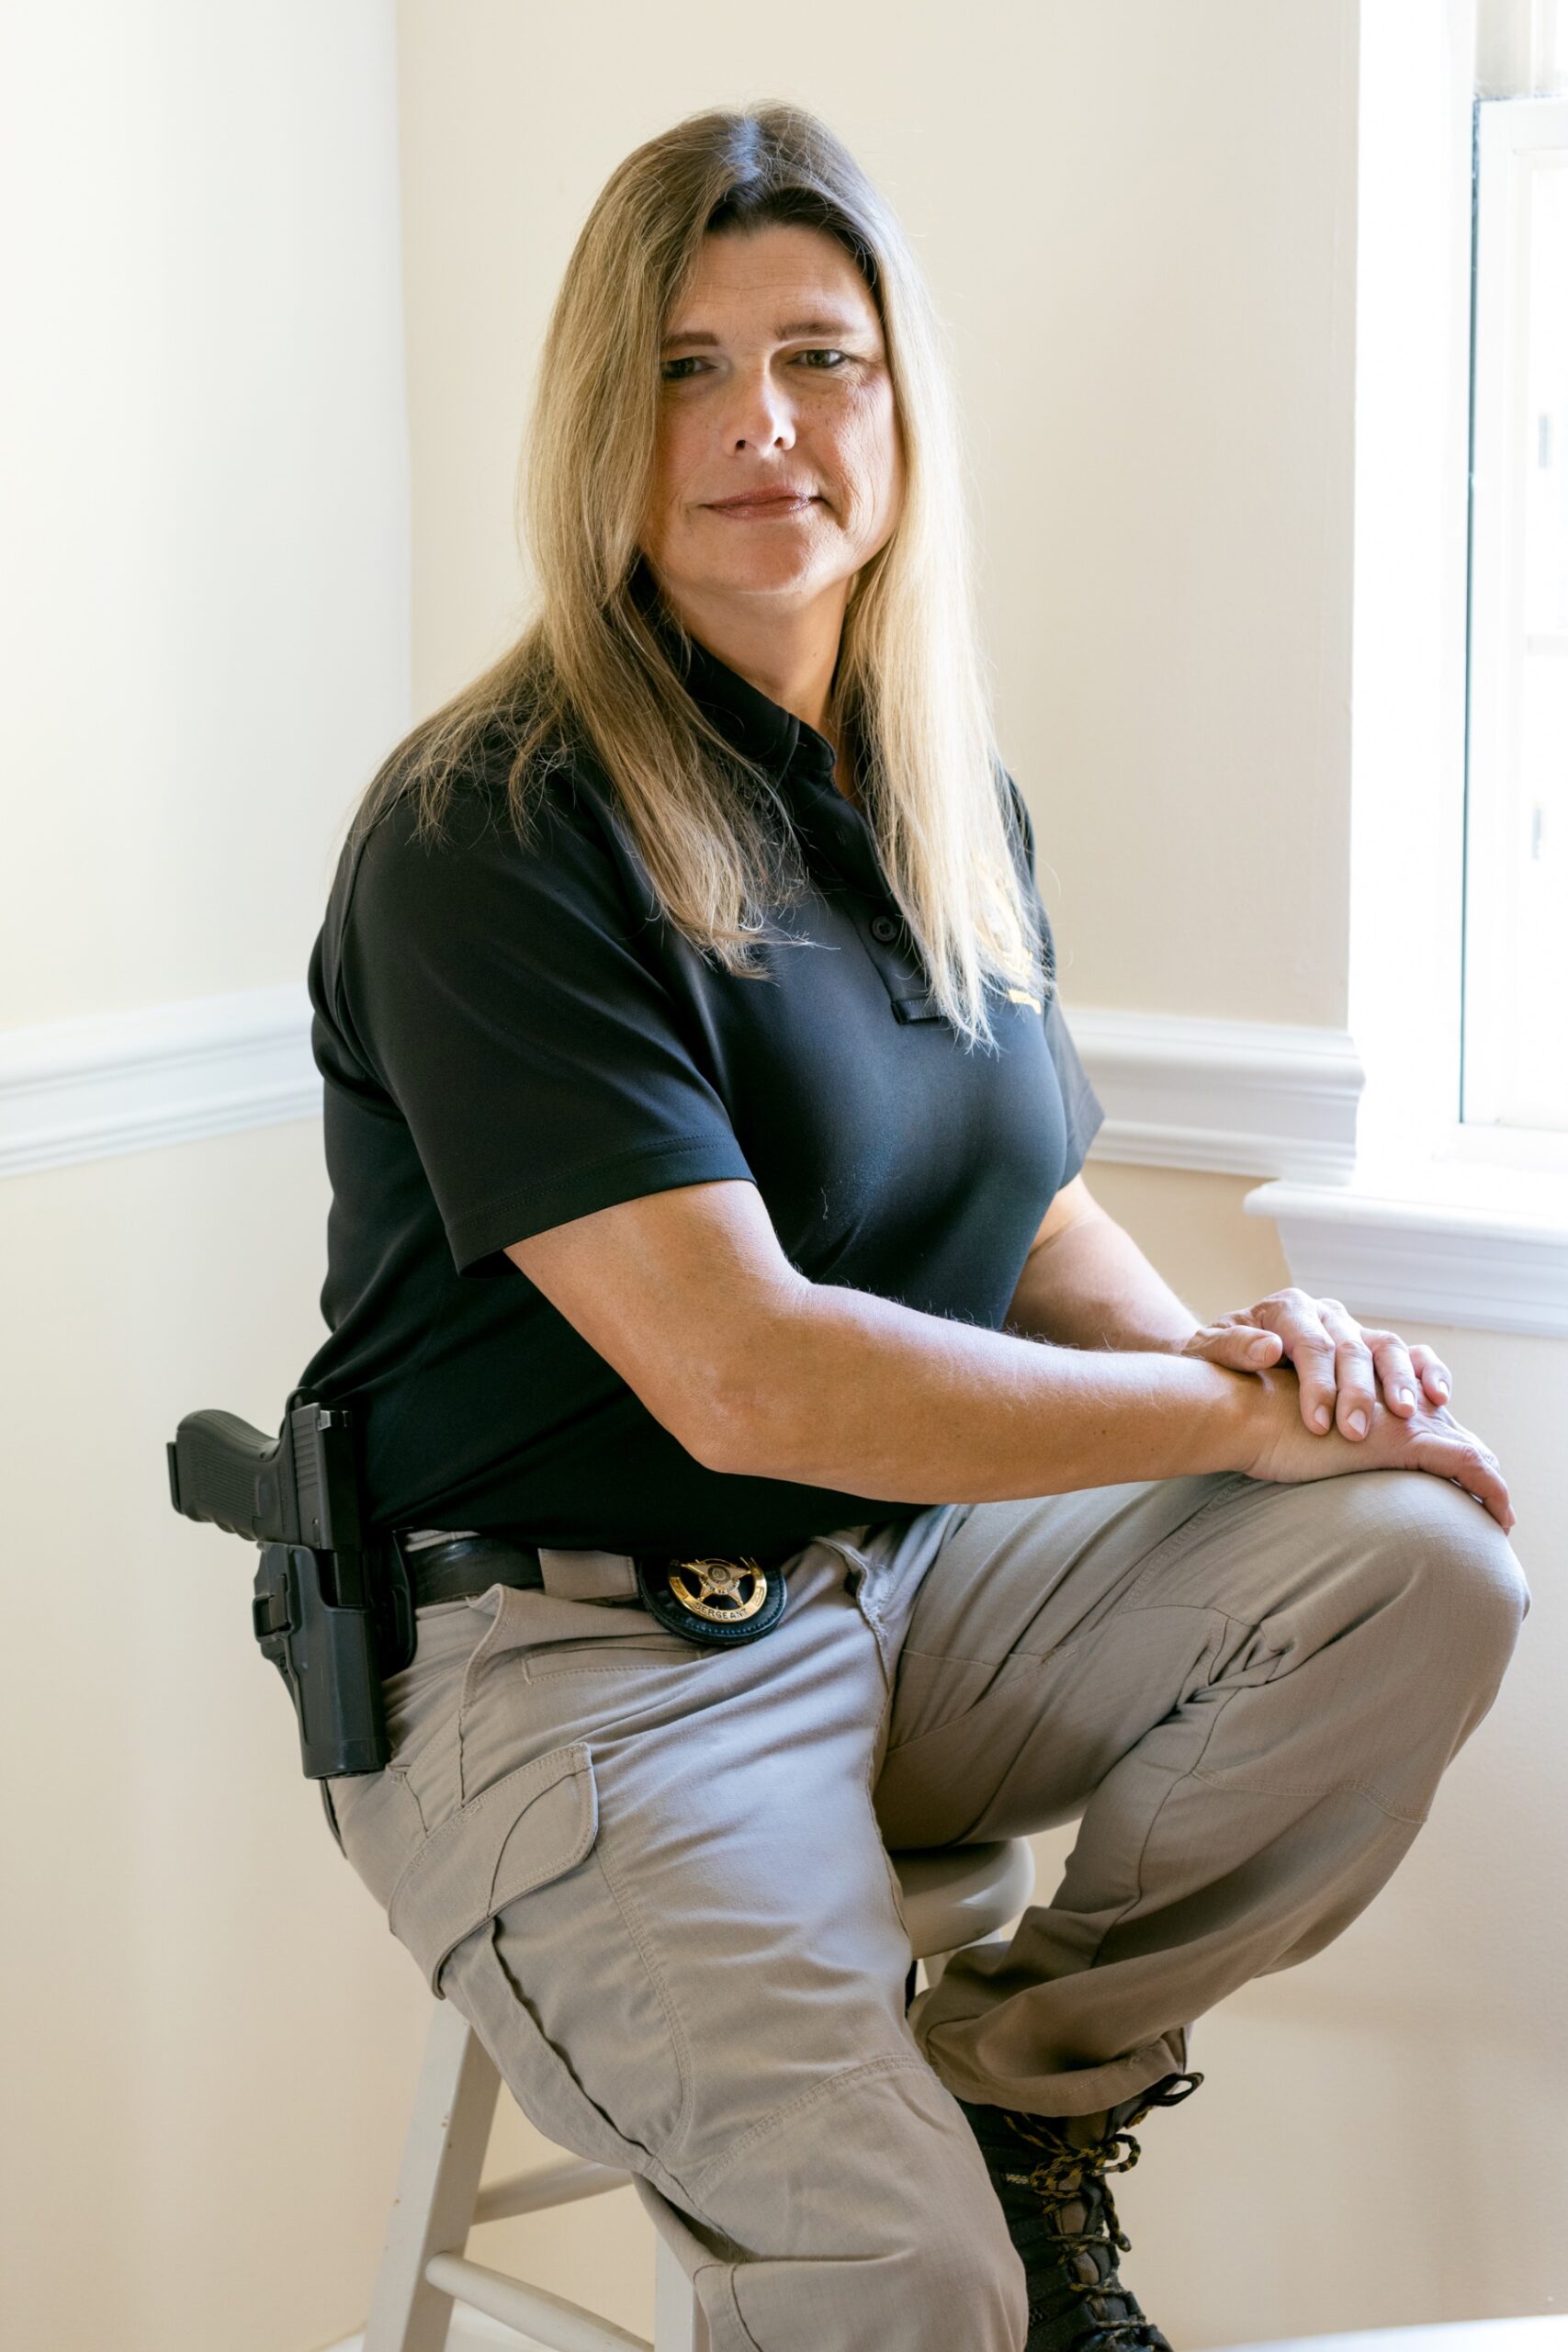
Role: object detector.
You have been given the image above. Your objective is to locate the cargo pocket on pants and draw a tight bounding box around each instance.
[390,1738,705,2200]
[388,1741,599,1996]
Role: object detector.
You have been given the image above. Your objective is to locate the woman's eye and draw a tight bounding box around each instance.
[660,349,853,383]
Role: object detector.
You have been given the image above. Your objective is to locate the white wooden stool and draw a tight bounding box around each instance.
[363,1837,1036,2352]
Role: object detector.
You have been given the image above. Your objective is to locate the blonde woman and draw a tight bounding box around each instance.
[309,106,1526,2352]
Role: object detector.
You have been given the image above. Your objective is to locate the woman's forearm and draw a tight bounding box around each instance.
[722,1277,1256,1503]
[1002,1204,1200,1355]
[514,1172,1249,1504]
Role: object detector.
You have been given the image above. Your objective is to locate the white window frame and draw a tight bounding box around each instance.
[1462,95,1568,1139]
[1243,1,1568,1335]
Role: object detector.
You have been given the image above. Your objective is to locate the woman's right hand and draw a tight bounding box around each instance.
[1237,1364,1516,1532]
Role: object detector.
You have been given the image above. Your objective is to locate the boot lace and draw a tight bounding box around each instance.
[1004,2073,1203,2351]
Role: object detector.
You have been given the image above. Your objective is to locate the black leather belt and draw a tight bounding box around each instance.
[400,1532,796,1648]
[401,1534,554,1607]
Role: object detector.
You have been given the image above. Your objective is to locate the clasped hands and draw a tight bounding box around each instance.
[1177,1286,1516,1533]
[1178,1286,1449,1437]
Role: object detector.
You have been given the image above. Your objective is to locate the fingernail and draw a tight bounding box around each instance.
[1348,1409,1369,1438]
[1396,1386,1415,1410]
[1313,1405,1331,1430]
[1249,1338,1273,1362]
[1434,1381,1450,1399]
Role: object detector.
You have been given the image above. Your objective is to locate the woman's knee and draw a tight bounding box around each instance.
[1335,1468,1529,1679]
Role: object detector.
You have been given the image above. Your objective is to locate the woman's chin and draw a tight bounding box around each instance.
[671,551,851,608]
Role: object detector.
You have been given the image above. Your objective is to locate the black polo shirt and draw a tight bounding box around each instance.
[299,633,1104,1554]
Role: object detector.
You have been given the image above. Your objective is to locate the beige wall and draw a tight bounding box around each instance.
[0,1125,429,2352]
[0,0,409,1030]
[4,4,1564,2350]
[0,5,415,2349]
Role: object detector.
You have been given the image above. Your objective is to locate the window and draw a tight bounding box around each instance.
[1463,96,1568,1132]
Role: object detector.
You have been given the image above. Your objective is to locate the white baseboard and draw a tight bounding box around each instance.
[1218,2324,1568,2352]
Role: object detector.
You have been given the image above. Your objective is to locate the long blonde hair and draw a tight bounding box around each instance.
[365,102,1047,1050]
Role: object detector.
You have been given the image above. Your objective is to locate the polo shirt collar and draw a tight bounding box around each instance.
[632,561,838,786]
[684,632,804,775]
[628,563,894,910]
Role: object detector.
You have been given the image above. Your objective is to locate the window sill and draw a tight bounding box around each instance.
[1246,1145,1568,1338]
[1070,1007,1568,1336]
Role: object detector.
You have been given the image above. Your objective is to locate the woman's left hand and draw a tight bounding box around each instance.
[1178,1287,1452,1439]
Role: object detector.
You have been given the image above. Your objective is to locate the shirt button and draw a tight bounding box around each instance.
[870,914,899,944]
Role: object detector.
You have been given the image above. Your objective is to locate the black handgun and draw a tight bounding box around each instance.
[166,1395,412,1779]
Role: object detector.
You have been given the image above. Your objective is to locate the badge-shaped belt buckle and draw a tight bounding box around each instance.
[637,1553,788,1646]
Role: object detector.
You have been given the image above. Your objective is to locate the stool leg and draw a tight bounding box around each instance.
[653,2231,710,2352]
[365,2001,502,2352]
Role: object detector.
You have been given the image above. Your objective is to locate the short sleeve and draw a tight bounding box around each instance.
[1043,993,1104,1185]
[333,788,754,1274]
[1000,766,1105,1186]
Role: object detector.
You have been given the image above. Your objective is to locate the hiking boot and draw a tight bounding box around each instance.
[956,2072,1202,2352]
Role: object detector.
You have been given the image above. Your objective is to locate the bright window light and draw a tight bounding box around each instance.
[1463,97,1568,1132]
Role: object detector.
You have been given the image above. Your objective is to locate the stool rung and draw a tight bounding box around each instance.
[423,2250,652,2352]
[474,2156,633,2224]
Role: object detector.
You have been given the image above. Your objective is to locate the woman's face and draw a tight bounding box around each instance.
[638,222,904,625]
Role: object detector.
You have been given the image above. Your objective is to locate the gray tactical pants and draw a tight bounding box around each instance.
[326,1467,1527,2352]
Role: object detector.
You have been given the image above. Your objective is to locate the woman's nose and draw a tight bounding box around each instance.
[723,364,795,452]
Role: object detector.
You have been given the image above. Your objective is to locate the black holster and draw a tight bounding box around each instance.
[167,1395,412,1781]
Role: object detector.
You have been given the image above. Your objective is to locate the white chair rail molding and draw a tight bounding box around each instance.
[6,982,1565,1338]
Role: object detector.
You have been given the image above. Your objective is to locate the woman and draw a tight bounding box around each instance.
[307,105,1526,2352]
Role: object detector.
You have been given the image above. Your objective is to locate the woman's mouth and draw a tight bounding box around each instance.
[706,492,818,517]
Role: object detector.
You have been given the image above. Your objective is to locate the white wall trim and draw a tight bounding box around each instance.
[1066,1007,1568,1336]
[1246,1173,1568,1338]
[2,989,1362,1189]
[0,983,320,1178]
[1072,1006,1364,1183]
[8,988,1564,1338]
